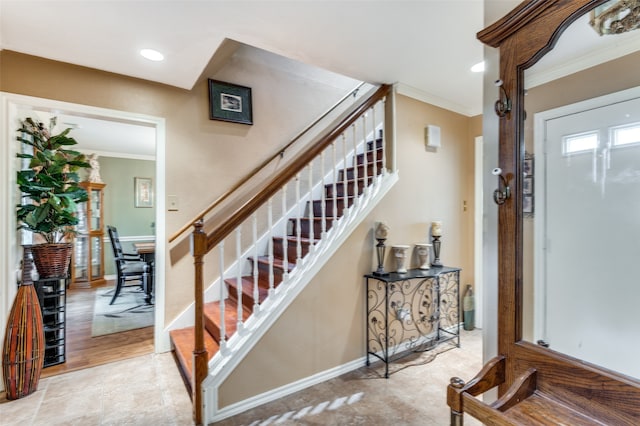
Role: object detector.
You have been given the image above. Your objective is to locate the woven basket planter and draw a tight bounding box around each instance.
[29,243,73,279]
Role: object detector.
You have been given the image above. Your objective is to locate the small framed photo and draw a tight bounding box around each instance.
[523,177,533,195]
[523,194,534,214]
[208,79,253,125]
[134,177,153,208]
[523,157,534,177]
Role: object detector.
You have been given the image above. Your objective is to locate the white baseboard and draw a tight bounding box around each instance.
[213,356,366,422]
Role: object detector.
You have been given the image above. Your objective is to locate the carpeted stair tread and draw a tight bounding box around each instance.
[170,327,219,393]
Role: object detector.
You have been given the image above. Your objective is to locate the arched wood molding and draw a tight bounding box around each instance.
[447,1,640,425]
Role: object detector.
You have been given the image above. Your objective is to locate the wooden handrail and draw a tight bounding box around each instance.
[187,83,390,423]
[205,84,391,251]
[168,82,368,243]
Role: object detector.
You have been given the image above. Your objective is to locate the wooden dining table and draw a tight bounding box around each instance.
[133,242,155,304]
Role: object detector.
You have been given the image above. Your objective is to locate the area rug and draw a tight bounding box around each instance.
[91,287,154,337]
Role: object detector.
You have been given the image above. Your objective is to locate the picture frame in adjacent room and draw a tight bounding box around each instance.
[134,177,153,208]
[523,151,534,216]
[523,194,534,214]
[208,79,253,125]
[523,176,533,195]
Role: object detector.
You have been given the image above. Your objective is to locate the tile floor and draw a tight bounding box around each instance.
[0,329,482,425]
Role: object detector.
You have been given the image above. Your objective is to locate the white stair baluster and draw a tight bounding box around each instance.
[379,97,387,175]
[308,163,314,246]
[295,174,302,262]
[320,151,327,236]
[235,227,243,333]
[218,241,226,352]
[252,213,259,313]
[352,124,358,208]
[332,141,338,226]
[362,114,368,198]
[268,197,275,296]
[342,132,348,221]
[371,105,377,184]
[281,184,289,280]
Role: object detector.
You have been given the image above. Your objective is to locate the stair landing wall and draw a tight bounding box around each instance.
[218,94,479,409]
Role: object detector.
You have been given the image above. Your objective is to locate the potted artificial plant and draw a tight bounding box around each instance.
[16,116,91,277]
[2,117,90,399]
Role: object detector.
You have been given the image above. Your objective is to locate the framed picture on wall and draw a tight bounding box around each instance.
[524,157,534,177]
[523,177,533,195]
[134,177,153,208]
[208,79,253,125]
[523,194,534,214]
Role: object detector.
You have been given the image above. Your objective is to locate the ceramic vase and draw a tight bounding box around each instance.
[415,243,432,270]
[391,245,410,273]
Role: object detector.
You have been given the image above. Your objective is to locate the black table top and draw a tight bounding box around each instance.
[364,266,461,283]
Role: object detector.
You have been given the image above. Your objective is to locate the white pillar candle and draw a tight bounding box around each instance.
[431,221,442,237]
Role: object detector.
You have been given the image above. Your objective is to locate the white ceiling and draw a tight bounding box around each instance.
[4,1,639,159]
[0,0,485,117]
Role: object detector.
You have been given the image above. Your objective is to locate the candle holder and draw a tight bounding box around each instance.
[373,238,389,276]
[431,236,443,267]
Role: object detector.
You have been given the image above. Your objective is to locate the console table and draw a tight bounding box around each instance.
[365,266,461,377]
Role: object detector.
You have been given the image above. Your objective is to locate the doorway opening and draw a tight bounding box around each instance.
[1,93,166,377]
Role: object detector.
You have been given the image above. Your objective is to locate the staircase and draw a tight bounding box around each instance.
[170,139,385,394]
[166,84,395,424]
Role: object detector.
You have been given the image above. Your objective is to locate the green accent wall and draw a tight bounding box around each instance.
[96,156,155,275]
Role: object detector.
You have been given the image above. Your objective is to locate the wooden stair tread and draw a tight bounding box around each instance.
[502,392,608,425]
[170,327,219,392]
[225,276,270,304]
[204,299,251,341]
[254,255,295,272]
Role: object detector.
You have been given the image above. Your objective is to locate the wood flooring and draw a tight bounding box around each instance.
[41,279,154,379]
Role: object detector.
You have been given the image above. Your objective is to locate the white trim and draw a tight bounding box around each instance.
[211,320,460,423]
[526,37,640,89]
[395,82,479,117]
[474,136,484,329]
[204,171,399,424]
[0,92,168,360]
[77,148,155,161]
[0,96,19,392]
[103,234,156,243]
[213,357,366,422]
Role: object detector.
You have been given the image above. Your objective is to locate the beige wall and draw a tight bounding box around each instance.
[2,50,478,407]
[1,48,357,322]
[220,93,478,406]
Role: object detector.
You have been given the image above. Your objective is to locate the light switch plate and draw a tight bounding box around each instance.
[168,195,179,211]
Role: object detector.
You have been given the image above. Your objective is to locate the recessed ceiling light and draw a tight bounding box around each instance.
[471,61,485,73]
[140,49,164,62]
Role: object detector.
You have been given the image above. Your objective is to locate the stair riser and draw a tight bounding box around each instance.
[356,148,383,165]
[256,261,285,285]
[310,198,354,217]
[273,238,311,261]
[325,179,372,198]
[225,279,258,312]
[204,312,222,342]
[367,138,383,151]
[338,161,383,181]
[289,218,333,239]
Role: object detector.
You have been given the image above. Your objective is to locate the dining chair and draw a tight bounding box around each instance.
[106,225,149,305]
